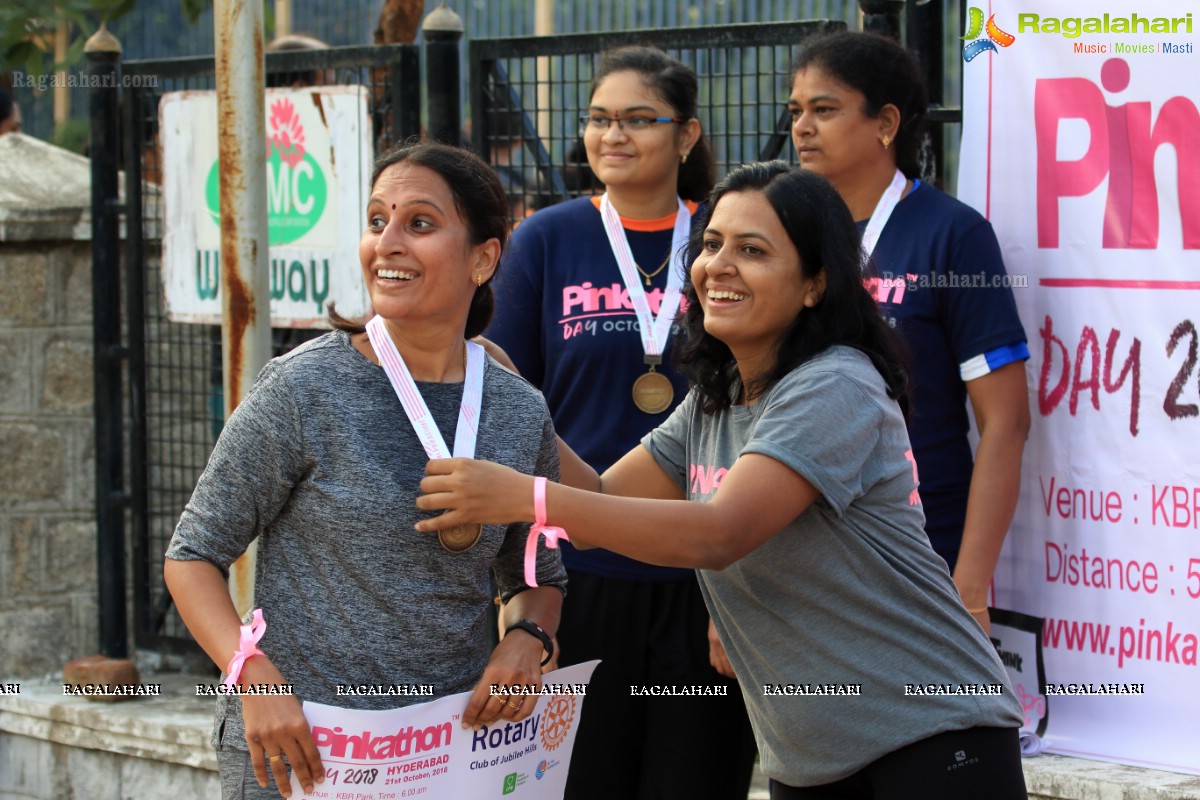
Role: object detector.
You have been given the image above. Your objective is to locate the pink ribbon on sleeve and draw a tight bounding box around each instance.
[524,476,569,588]
[223,608,266,689]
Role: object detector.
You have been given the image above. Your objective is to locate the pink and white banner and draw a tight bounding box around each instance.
[958,0,1199,773]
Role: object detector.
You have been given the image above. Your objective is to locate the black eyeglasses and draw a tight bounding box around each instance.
[579,114,687,134]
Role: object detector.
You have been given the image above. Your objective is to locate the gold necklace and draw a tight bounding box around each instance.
[634,254,670,286]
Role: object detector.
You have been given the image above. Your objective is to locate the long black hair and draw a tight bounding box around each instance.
[331,140,510,339]
[590,46,715,202]
[677,161,911,415]
[792,31,929,180]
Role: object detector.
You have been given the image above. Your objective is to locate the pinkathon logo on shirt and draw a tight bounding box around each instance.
[690,464,728,497]
[560,283,689,341]
[562,282,666,317]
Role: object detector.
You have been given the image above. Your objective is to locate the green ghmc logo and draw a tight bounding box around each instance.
[963,7,1016,61]
[204,97,328,245]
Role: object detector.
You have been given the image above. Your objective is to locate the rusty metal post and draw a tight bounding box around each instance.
[214,0,272,617]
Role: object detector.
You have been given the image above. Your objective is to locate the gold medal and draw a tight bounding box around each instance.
[632,369,674,414]
[438,523,483,554]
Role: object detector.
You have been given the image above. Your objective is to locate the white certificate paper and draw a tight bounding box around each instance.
[289,661,598,799]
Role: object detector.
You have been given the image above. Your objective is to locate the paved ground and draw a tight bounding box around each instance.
[749,767,770,798]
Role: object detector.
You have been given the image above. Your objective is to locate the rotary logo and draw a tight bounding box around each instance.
[962,7,1016,62]
[539,695,576,751]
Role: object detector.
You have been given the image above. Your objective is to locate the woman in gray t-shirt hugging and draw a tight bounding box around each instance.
[419,162,1027,800]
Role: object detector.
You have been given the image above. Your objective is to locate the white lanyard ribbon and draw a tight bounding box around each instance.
[598,194,691,359]
[860,169,908,260]
[365,316,484,460]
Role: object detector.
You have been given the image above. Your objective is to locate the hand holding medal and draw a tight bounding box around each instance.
[366,316,485,553]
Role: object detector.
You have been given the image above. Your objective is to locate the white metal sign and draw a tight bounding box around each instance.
[160,86,372,327]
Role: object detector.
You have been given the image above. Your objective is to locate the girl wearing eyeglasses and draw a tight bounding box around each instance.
[485,45,756,800]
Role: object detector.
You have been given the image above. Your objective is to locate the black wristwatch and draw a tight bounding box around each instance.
[505,619,554,666]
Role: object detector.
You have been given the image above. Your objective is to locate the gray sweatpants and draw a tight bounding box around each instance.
[217,747,292,800]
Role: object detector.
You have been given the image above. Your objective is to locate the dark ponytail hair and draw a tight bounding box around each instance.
[330,140,509,338]
[590,46,715,202]
[792,31,928,180]
[678,161,911,416]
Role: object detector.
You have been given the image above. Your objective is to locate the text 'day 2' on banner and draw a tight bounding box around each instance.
[160,86,371,328]
[958,0,1199,773]
[289,661,598,799]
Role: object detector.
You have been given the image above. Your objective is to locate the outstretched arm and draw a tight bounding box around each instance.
[418,450,818,570]
[467,337,602,497]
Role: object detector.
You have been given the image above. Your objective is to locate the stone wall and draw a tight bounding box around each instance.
[0,133,105,677]
[0,676,221,800]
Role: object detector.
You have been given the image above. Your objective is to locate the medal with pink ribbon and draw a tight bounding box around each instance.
[599,194,690,414]
[366,316,487,554]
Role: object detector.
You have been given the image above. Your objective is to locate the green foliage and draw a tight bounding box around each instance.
[51,117,92,154]
[1,0,136,76]
[180,1,275,39]
[180,0,212,26]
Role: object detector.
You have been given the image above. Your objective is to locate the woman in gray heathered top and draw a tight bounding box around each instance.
[165,142,566,800]
[420,163,1027,799]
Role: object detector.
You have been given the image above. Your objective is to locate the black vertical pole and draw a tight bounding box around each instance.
[390,44,421,143]
[906,1,945,186]
[86,25,128,659]
[859,0,906,41]
[468,46,486,158]
[423,3,464,146]
[124,78,150,647]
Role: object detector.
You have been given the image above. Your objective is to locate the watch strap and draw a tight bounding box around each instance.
[505,619,553,667]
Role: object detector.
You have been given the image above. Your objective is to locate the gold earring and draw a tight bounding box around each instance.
[681,152,689,164]
[881,135,891,150]
[474,273,484,287]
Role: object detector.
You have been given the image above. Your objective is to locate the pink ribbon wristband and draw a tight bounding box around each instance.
[223,608,266,689]
[524,476,568,588]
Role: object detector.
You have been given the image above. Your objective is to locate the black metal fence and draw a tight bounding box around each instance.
[469,20,844,221]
